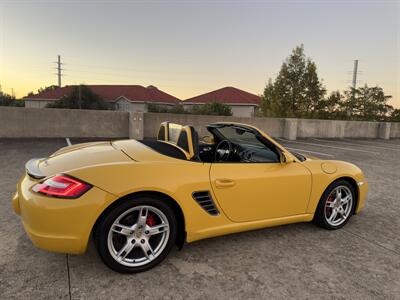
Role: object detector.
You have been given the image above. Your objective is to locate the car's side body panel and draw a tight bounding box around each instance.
[12,122,368,256]
[15,174,117,254]
[209,162,312,222]
[301,160,368,214]
[66,161,233,243]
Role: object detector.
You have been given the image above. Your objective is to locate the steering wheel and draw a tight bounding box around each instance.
[214,140,232,162]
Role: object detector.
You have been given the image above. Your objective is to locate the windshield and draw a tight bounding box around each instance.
[217,126,263,146]
[214,125,280,163]
[218,125,307,161]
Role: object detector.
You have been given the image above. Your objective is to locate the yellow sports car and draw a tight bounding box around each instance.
[13,122,368,273]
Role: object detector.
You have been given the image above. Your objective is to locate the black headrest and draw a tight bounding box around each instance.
[177,129,189,153]
[157,122,169,141]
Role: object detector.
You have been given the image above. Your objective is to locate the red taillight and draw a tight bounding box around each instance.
[32,175,91,198]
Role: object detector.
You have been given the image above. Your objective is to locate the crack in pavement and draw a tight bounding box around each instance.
[342,229,400,256]
[66,254,72,300]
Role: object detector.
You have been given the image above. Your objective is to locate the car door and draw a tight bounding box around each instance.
[210,161,312,222]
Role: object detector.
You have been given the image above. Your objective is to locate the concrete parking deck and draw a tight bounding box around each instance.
[1,138,399,299]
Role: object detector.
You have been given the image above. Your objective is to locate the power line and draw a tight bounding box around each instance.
[65,61,256,76]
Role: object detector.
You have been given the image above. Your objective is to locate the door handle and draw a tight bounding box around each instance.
[215,179,236,188]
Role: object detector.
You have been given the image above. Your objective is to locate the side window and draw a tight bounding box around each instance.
[247,145,279,163]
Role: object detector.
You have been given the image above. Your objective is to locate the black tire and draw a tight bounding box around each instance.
[94,196,177,273]
[313,180,356,230]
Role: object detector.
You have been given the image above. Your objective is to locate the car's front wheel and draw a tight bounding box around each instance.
[95,197,177,273]
[313,180,356,230]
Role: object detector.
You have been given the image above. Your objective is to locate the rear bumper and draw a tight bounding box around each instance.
[13,174,117,254]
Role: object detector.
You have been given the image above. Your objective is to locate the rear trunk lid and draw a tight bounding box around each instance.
[26,141,133,179]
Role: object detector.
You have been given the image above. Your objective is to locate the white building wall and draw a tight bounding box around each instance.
[115,99,148,112]
[184,103,256,117]
[25,100,53,108]
[230,105,256,117]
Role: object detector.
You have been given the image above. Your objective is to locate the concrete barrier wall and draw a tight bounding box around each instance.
[143,113,284,138]
[390,122,400,138]
[1,107,399,139]
[0,107,129,138]
[297,119,346,138]
[343,121,381,138]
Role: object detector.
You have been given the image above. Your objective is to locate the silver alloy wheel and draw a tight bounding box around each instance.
[107,205,170,267]
[324,185,353,226]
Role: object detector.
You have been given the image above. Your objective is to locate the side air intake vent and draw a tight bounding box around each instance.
[192,191,219,216]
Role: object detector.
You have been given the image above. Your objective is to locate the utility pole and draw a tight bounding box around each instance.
[352,59,358,90]
[348,59,359,117]
[11,88,15,98]
[57,55,62,87]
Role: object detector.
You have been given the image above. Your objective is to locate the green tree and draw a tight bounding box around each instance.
[317,91,346,119]
[341,85,393,121]
[26,85,59,97]
[304,61,326,116]
[148,101,232,116]
[390,109,400,122]
[262,45,326,118]
[169,104,186,114]
[191,102,232,116]
[46,85,109,110]
[147,103,187,114]
[38,85,59,94]
[261,79,274,117]
[147,103,169,113]
[0,92,25,107]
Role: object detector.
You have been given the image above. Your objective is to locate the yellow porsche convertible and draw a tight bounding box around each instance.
[13,122,368,273]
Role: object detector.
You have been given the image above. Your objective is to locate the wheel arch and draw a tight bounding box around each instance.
[92,190,186,249]
[327,176,359,214]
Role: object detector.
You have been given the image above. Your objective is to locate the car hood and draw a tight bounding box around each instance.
[288,150,321,161]
[302,154,321,160]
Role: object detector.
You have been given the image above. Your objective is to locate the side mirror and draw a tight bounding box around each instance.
[280,152,292,164]
[201,135,214,144]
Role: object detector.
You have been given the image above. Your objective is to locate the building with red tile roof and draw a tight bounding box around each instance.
[24,85,262,117]
[183,87,261,117]
[24,85,180,111]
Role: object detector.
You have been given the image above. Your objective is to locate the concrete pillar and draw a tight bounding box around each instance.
[336,121,346,139]
[129,112,144,140]
[378,122,391,139]
[283,118,298,140]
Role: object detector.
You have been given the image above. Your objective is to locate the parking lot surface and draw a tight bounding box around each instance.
[1,137,399,299]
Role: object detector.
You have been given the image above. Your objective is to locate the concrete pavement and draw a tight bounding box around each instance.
[1,138,399,299]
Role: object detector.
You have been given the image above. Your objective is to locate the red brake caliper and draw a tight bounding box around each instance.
[146,213,156,227]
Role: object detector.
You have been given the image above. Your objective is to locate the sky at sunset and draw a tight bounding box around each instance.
[0,0,399,107]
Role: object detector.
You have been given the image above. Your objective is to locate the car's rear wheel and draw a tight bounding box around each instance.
[313,180,355,230]
[95,197,177,273]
